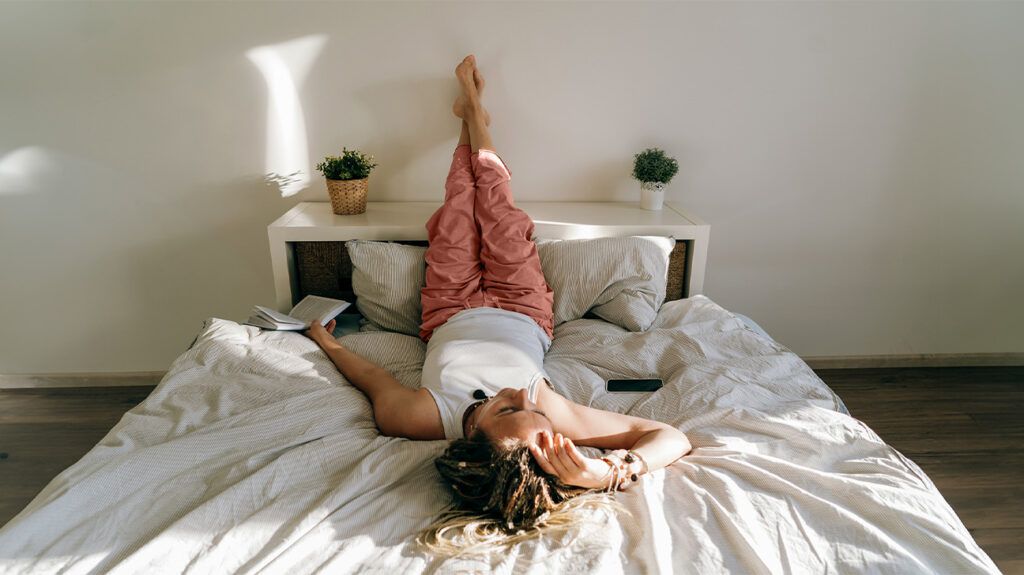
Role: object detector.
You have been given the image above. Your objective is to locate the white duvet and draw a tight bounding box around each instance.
[0,296,999,574]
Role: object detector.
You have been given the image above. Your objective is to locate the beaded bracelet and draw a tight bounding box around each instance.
[600,457,623,492]
[607,451,644,484]
[624,450,649,476]
[600,450,652,492]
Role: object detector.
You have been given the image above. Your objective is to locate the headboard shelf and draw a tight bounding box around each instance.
[268,202,709,311]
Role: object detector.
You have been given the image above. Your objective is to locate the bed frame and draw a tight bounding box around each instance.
[268,201,710,310]
[290,240,688,307]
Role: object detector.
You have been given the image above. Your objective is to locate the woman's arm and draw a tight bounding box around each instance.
[305,320,444,440]
[532,381,691,488]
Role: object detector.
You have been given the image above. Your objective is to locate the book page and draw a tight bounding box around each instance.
[254,305,304,326]
[243,315,278,329]
[288,295,351,326]
[243,314,308,331]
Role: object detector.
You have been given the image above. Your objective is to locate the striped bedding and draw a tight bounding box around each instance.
[0,296,998,574]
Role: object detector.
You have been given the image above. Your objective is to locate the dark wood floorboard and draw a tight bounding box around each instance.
[1,368,1021,573]
[0,386,153,525]
[819,367,1024,575]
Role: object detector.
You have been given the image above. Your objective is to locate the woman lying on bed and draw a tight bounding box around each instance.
[305,54,691,549]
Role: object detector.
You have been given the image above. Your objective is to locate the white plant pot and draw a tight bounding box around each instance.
[640,181,665,211]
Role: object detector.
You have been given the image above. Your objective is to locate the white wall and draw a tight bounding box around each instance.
[1,1,1022,373]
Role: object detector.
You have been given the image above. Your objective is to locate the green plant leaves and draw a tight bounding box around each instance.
[632,148,678,184]
[316,147,378,180]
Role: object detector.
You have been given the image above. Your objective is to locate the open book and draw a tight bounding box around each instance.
[244,295,351,331]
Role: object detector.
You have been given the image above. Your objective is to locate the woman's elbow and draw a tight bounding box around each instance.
[371,393,437,439]
[661,423,692,458]
[371,397,404,438]
[375,416,403,438]
[679,430,693,456]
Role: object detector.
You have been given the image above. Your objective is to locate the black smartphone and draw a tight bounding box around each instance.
[606,378,664,393]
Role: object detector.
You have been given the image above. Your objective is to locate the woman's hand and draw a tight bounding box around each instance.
[529,431,624,491]
[303,319,336,348]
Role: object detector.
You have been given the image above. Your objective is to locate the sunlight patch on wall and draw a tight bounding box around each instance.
[0,146,118,197]
[0,146,53,195]
[246,34,327,197]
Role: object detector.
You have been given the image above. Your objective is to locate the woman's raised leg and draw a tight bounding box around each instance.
[458,58,554,339]
[419,120,484,342]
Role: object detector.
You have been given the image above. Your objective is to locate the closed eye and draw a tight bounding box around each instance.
[498,406,549,420]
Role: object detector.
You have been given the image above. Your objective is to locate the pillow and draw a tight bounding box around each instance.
[535,236,675,331]
[346,240,426,336]
[346,236,674,336]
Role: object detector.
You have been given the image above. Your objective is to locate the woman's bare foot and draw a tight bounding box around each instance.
[453,55,490,126]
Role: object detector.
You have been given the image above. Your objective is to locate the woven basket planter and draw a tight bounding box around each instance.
[326,178,368,215]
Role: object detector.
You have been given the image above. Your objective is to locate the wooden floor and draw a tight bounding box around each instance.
[820,367,1023,575]
[0,367,1021,573]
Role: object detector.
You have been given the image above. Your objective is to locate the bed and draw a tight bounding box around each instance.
[0,238,1000,574]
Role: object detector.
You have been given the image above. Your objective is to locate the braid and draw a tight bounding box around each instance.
[434,435,589,533]
[422,435,624,554]
[433,437,496,508]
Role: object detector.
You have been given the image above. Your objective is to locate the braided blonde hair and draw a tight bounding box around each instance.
[418,435,623,555]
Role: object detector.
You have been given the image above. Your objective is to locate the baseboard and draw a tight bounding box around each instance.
[0,371,166,389]
[3,353,1022,388]
[803,353,1024,370]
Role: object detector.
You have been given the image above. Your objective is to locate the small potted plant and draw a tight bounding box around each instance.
[632,148,679,211]
[316,148,378,215]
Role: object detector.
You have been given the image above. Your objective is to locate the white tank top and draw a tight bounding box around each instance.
[421,307,552,439]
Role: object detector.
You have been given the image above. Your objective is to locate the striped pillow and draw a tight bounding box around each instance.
[346,240,426,336]
[536,236,675,331]
[346,236,673,336]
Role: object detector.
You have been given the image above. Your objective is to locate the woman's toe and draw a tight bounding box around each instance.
[474,67,485,93]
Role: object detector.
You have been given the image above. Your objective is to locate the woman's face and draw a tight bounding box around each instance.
[468,387,553,445]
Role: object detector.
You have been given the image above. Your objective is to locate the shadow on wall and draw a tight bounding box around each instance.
[0,143,293,371]
[119,175,295,361]
[343,73,639,201]
[349,75,460,198]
